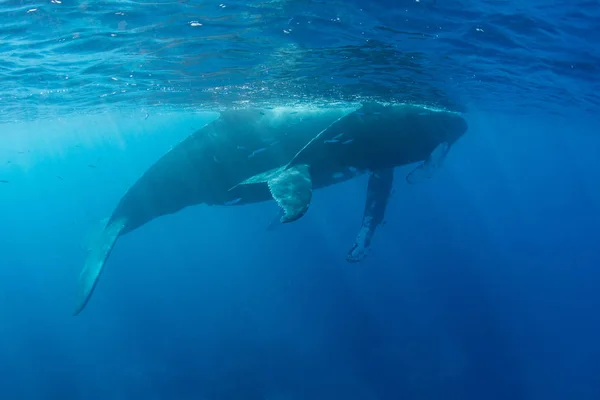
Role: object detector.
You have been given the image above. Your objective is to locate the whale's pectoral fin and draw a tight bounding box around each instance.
[347,168,394,263]
[267,164,313,223]
[237,164,313,223]
[406,141,451,184]
[73,218,126,316]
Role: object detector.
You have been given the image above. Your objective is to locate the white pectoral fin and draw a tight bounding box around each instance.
[406,141,451,184]
[267,164,313,223]
[235,164,313,223]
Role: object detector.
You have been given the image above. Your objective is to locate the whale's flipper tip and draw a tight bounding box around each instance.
[73,219,126,316]
[346,229,371,263]
[406,141,450,184]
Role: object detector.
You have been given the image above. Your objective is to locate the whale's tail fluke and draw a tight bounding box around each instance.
[73,218,127,316]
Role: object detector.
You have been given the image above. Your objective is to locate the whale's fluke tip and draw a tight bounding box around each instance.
[73,219,126,316]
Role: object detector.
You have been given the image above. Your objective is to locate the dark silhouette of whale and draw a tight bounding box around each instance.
[74,103,468,315]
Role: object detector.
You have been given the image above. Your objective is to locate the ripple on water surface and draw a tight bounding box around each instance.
[0,0,598,122]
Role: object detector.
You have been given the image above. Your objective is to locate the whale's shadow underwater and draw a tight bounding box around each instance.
[74,103,468,315]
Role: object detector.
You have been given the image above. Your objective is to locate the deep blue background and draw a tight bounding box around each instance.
[1,108,599,399]
[1,0,600,398]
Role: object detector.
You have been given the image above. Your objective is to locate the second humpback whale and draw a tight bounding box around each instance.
[74,103,468,315]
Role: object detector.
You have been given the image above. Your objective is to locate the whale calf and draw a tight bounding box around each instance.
[74,103,468,315]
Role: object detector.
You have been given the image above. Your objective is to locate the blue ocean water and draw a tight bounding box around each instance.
[1,0,599,399]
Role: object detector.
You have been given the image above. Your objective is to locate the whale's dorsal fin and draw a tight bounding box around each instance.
[235,164,313,223]
[406,141,451,184]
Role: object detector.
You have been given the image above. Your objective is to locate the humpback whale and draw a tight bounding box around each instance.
[74,103,468,315]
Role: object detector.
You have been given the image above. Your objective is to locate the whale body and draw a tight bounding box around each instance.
[74,103,468,315]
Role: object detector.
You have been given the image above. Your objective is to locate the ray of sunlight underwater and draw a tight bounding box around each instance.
[1,1,600,400]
